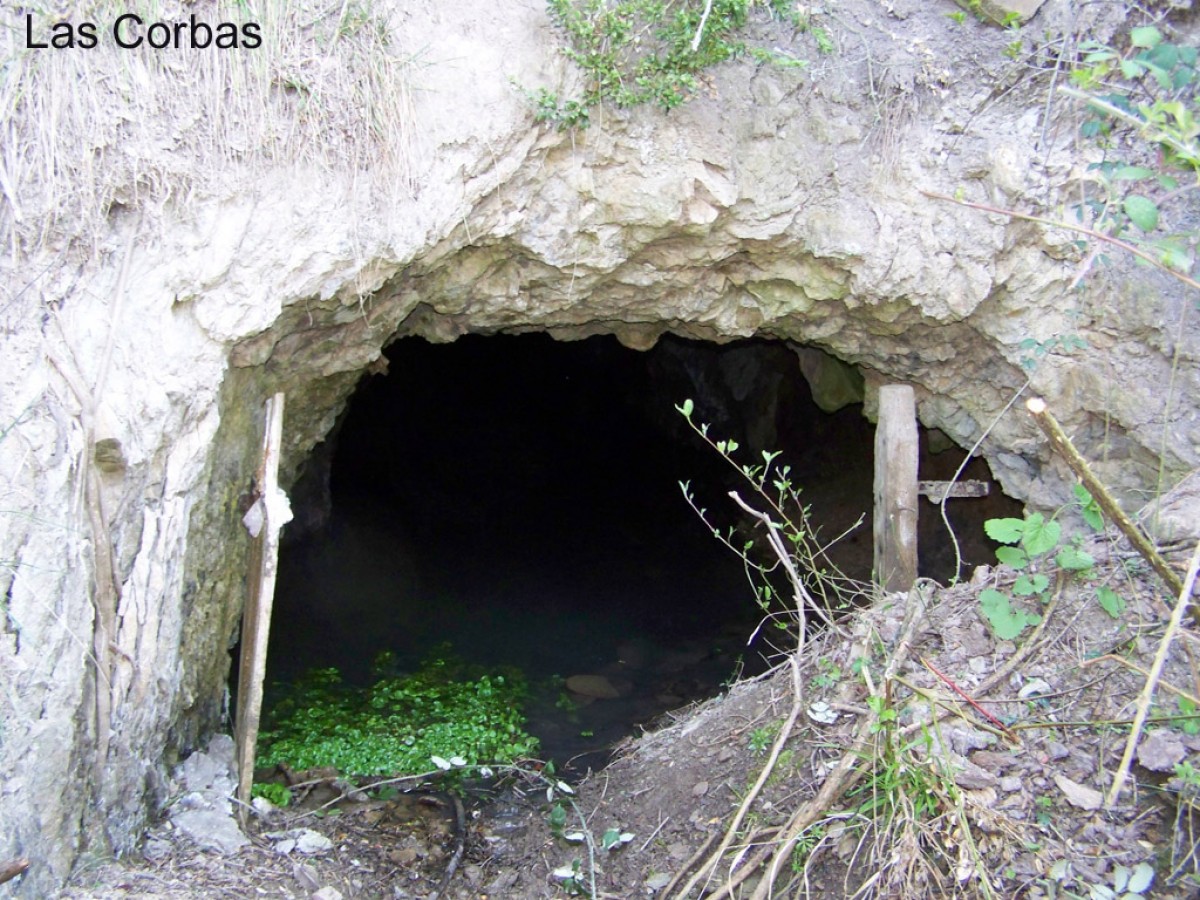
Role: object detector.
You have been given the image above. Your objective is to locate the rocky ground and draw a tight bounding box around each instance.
[55,508,1200,900]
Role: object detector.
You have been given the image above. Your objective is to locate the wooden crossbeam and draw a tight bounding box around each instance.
[918,480,990,502]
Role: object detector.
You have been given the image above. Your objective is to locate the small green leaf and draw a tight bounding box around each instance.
[1113,165,1155,181]
[1129,25,1162,49]
[726,439,739,453]
[1123,194,1160,233]
[1021,514,1061,556]
[678,398,694,418]
[1120,58,1145,79]
[1013,573,1049,596]
[1096,586,1125,618]
[1073,484,1104,531]
[979,589,1033,640]
[1056,546,1094,571]
[985,517,1025,544]
[995,546,1029,568]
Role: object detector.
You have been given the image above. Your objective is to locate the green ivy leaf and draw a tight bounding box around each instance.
[995,546,1029,569]
[1056,546,1094,571]
[1129,25,1162,50]
[1096,586,1125,618]
[1113,165,1156,181]
[1072,484,1104,531]
[979,589,1037,640]
[1013,573,1050,596]
[1123,194,1160,233]
[984,517,1025,544]
[1021,514,1061,557]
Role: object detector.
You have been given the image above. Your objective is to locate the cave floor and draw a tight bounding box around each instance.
[61,534,1200,900]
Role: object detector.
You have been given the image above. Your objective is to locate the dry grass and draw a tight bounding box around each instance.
[0,0,417,258]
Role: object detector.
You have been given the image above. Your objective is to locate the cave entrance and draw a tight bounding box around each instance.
[265,333,1014,768]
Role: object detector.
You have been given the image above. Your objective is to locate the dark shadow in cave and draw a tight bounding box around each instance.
[266,333,1018,766]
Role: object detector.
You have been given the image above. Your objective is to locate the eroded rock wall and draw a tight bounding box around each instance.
[0,0,1196,894]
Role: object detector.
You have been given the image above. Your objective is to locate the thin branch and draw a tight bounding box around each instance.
[1026,397,1189,608]
[1107,537,1200,808]
[920,190,1200,294]
[690,0,714,52]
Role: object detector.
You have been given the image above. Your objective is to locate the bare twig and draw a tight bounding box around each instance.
[920,656,1018,740]
[432,793,467,900]
[690,0,715,51]
[1107,538,1200,808]
[673,655,804,899]
[920,191,1200,294]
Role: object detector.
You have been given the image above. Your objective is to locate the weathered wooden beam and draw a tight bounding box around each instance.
[918,480,990,502]
[0,858,29,886]
[235,393,292,823]
[874,385,918,593]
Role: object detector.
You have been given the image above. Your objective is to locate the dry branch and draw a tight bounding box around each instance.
[1025,398,1190,614]
[1107,538,1200,808]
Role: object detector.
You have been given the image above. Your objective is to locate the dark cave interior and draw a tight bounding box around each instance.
[265,333,1018,765]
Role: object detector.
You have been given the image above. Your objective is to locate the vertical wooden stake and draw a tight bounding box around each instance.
[235,393,291,823]
[874,385,918,593]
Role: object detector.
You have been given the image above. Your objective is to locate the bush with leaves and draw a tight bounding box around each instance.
[535,0,825,128]
[1067,24,1199,277]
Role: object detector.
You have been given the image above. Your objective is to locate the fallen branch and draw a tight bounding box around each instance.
[672,654,804,899]
[1025,398,1191,620]
[1107,537,1200,808]
[920,656,1017,741]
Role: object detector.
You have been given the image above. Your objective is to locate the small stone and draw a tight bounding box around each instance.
[313,888,344,900]
[970,751,1013,771]
[954,762,998,791]
[1054,774,1103,811]
[565,674,621,700]
[389,847,421,866]
[999,776,1023,793]
[646,872,672,893]
[692,781,709,797]
[292,862,321,892]
[1138,728,1187,773]
[142,838,171,862]
[1048,742,1070,761]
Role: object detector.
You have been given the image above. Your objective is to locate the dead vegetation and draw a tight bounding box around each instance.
[0,0,417,257]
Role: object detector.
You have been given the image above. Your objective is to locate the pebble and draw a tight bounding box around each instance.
[999,776,1023,793]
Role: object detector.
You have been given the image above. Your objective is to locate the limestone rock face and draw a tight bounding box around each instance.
[0,0,1196,894]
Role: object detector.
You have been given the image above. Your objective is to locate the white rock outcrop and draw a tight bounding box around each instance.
[0,0,1196,895]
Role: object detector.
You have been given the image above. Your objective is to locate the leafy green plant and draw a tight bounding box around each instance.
[251,781,291,807]
[979,486,1101,639]
[1177,698,1200,736]
[676,398,858,644]
[748,721,780,755]
[1066,26,1200,278]
[536,0,821,128]
[258,650,539,776]
[811,657,842,690]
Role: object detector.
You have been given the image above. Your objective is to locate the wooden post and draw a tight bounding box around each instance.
[235,393,291,822]
[874,385,918,593]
